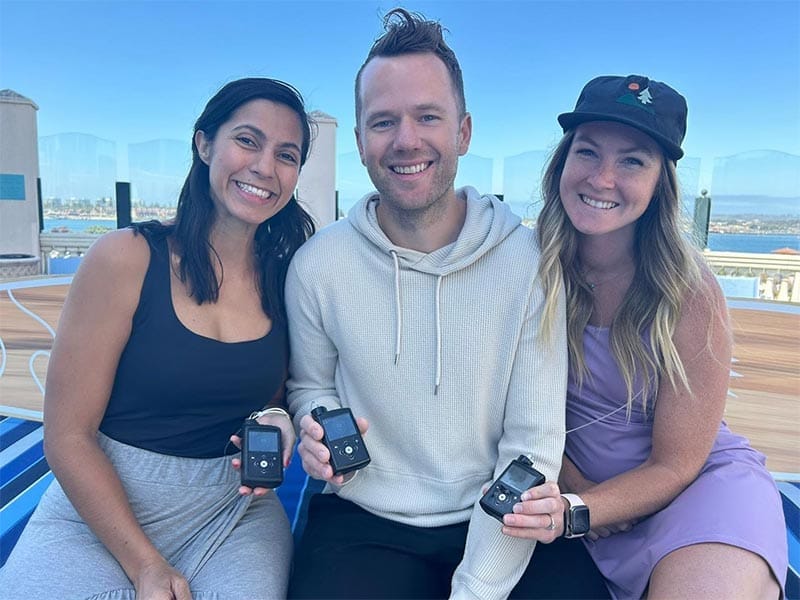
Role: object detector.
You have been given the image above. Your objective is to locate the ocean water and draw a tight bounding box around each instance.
[707,233,799,253]
[44,218,799,255]
[44,218,117,232]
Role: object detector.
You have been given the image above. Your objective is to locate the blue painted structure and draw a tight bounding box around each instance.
[0,174,26,201]
[1,416,798,597]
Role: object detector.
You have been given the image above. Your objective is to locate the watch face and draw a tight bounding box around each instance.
[572,506,591,534]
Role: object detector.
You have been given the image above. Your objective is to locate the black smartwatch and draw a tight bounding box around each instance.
[562,493,590,538]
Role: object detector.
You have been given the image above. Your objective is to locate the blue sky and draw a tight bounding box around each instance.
[1,0,799,202]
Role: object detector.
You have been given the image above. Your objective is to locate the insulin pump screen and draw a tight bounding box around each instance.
[499,463,539,491]
[248,429,279,452]
[324,413,357,441]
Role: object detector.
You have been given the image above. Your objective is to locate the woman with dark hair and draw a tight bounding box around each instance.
[0,77,315,599]
[504,75,787,598]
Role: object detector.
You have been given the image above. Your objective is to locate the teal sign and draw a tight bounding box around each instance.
[0,174,25,201]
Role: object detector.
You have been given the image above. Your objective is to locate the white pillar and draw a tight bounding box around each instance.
[777,279,790,302]
[763,277,775,300]
[297,111,337,230]
[0,90,40,261]
[792,273,800,304]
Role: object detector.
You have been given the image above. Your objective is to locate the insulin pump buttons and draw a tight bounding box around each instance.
[490,488,516,505]
[480,455,545,522]
[336,441,358,459]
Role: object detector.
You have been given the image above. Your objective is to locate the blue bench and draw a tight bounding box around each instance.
[780,479,800,598]
[0,417,54,566]
[0,416,322,567]
[2,416,798,598]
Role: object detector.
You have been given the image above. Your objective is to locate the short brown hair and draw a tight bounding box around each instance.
[354,8,466,123]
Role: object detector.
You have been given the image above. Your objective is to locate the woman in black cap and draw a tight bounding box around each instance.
[504,75,786,598]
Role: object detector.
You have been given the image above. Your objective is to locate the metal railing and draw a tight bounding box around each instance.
[704,250,800,302]
[33,234,800,303]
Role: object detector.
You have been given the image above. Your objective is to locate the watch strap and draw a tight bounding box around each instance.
[562,493,585,510]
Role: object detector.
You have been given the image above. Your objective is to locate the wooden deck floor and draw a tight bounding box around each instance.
[1,279,798,472]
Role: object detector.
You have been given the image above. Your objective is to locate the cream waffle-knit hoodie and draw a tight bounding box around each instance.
[286,187,567,600]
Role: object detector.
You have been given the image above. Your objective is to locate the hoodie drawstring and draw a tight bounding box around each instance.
[390,250,402,365]
[434,275,443,396]
[389,251,444,395]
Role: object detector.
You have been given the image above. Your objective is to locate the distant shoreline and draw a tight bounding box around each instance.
[42,214,798,234]
[42,217,799,254]
[43,213,173,222]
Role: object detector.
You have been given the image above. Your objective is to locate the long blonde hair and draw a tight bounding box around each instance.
[537,130,701,414]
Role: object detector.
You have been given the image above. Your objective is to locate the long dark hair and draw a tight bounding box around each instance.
[134,78,316,323]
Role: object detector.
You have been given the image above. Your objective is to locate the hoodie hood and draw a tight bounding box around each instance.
[348,186,521,276]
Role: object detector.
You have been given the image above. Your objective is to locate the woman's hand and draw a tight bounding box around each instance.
[133,557,192,600]
[500,481,564,542]
[258,410,297,467]
[586,518,638,541]
[231,409,296,496]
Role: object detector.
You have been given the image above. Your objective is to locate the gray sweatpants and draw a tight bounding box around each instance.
[0,433,292,599]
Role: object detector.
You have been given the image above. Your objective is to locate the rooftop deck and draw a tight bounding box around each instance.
[0,278,798,473]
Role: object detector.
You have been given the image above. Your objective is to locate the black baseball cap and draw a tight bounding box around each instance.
[558,75,687,161]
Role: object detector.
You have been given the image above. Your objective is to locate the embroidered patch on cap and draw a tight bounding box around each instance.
[616,78,655,113]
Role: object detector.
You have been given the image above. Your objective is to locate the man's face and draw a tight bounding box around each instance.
[355,53,471,216]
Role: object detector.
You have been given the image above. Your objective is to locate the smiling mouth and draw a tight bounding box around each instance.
[580,195,618,209]
[236,181,276,200]
[391,162,432,174]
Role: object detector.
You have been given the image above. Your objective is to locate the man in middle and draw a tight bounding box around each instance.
[285,8,585,600]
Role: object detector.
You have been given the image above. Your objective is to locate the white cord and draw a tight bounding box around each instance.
[566,403,627,433]
[566,387,647,434]
[249,407,291,421]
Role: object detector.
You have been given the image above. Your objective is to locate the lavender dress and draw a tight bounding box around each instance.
[566,325,787,599]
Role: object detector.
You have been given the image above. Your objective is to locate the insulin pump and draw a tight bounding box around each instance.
[311,406,371,475]
[240,419,284,489]
[480,455,545,522]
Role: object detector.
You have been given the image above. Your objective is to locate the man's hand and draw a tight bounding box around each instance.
[297,413,369,486]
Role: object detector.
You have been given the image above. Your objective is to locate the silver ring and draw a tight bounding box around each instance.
[545,514,556,530]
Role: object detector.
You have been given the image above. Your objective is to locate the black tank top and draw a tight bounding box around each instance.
[100,234,287,458]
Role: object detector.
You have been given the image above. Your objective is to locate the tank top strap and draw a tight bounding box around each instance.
[131,231,173,329]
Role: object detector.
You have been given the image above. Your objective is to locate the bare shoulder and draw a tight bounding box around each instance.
[80,228,151,274]
[682,259,727,322]
[675,258,732,356]
[67,228,152,312]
